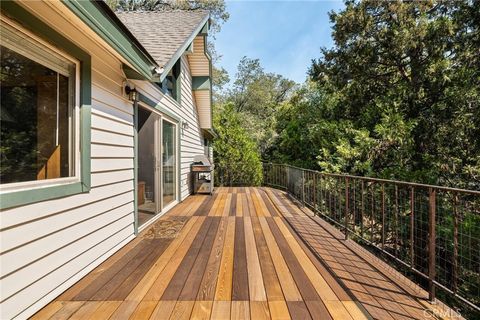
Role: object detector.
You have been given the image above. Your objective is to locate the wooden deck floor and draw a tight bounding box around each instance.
[33,187,453,320]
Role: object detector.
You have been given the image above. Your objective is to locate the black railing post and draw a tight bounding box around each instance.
[410,186,415,270]
[452,193,459,294]
[302,169,306,206]
[313,173,317,214]
[381,183,385,250]
[345,176,349,239]
[428,187,436,302]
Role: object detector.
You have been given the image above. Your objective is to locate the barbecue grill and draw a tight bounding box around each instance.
[191,155,214,194]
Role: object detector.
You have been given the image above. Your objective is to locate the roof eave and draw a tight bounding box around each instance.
[62,0,159,81]
[159,13,210,82]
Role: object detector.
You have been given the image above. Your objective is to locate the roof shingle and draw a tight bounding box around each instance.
[116,10,209,68]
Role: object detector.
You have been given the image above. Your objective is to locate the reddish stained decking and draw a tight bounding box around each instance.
[32,187,456,320]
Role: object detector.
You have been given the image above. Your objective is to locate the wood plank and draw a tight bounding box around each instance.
[242,192,250,217]
[69,301,102,320]
[250,189,264,217]
[72,239,152,300]
[265,189,292,218]
[282,216,352,301]
[49,301,85,320]
[178,217,221,300]
[232,218,249,301]
[88,301,122,320]
[108,239,171,300]
[149,301,176,320]
[229,193,237,216]
[324,301,354,320]
[236,193,243,217]
[197,217,228,301]
[161,217,215,300]
[209,193,222,216]
[253,188,271,217]
[145,217,210,301]
[216,193,227,217]
[195,194,217,216]
[286,301,312,320]
[190,301,213,320]
[268,301,291,320]
[243,217,267,301]
[56,234,143,301]
[211,301,231,319]
[168,301,195,320]
[214,217,236,300]
[269,189,295,217]
[273,217,339,302]
[245,191,256,217]
[342,301,370,320]
[109,301,139,320]
[30,301,65,320]
[168,196,201,217]
[127,216,202,302]
[265,218,320,301]
[250,301,270,320]
[258,188,278,216]
[230,301,250,320]
[90,239,158,300]
[305,300,333,320]
[258,218,303,302]
[130,301,158,320]
[223,193,233,216]
[251,216,284,301]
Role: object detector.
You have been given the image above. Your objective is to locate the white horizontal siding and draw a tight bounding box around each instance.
[0,2,136,319]
[133,55,206,201]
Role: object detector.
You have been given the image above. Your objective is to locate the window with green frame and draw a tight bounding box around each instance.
[0,2,91,209]
[158,60,181,104]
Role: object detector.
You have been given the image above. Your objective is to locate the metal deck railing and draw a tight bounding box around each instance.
[215,162,480,313]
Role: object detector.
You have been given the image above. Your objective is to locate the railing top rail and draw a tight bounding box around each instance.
[263,162,480,195]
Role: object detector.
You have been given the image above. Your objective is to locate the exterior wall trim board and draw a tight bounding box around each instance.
[62,0,158,81]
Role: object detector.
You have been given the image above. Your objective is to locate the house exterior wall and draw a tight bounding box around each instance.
[133,55,206,201]
[0,2,206,319]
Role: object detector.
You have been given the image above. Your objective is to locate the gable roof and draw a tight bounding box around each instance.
[116,10,209,75]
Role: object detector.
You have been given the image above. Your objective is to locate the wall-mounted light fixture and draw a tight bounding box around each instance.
[124,81,137,101]
[182,121,190,130]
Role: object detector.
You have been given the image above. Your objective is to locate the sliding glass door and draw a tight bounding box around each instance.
[137,107,160,226]
[137,104,178,228]
[162,119,176,207]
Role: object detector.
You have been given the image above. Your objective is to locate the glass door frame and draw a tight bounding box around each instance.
[161,116,179,211]
[135,101,180,232]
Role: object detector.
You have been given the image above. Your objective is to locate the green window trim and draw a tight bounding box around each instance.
[0,1,91,209]
[173,60,182,105]
[192,76,211,91]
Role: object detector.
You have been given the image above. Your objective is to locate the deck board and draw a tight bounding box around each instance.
[33,187,452,320]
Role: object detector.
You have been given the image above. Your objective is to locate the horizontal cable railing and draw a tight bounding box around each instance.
[261,162,480,313]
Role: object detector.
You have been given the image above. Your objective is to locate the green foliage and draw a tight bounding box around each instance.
[268,0,479,189]
[224,56,297,154]
[213,103,262,186]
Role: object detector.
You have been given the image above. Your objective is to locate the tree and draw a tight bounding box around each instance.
[303,0,480,188]
[213,103,262,186]
[223,57,297,155]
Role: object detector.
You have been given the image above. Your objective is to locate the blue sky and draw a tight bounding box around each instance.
[214,1,345,84]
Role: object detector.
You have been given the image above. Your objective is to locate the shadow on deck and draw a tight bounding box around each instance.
[33,187,459,320]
